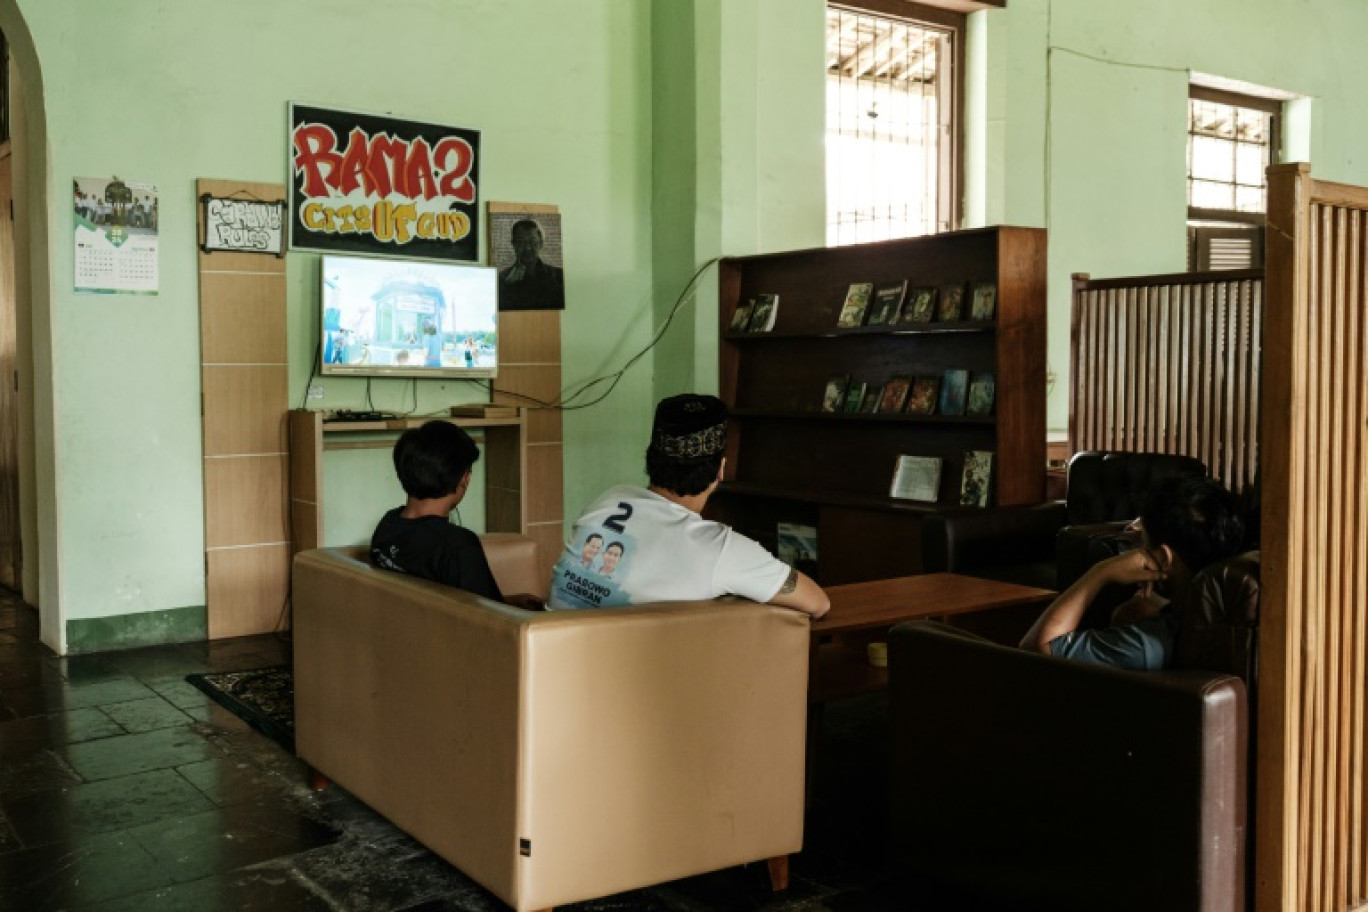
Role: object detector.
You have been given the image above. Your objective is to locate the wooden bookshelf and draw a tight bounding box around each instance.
[709,228,1047,585]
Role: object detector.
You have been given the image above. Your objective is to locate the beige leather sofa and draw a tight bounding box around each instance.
[292,534,810,912]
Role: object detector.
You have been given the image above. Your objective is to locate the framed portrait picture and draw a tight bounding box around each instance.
[488,202,565,311]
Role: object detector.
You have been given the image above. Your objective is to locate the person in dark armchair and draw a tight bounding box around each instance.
[1020,474,1244,670]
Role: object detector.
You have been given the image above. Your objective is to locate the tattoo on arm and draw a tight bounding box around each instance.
[779,567,798,595]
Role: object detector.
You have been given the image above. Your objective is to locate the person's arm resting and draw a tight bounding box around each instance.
[766,566,830,619]
[1019,547,1166,654]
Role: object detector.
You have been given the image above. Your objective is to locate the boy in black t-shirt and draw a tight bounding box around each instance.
[370,421,503,601]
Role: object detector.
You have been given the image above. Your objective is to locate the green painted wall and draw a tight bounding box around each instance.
[13,0,657,649]
[11,0,1368,651]
[975,0,1368,429]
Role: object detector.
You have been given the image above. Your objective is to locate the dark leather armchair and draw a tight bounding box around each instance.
[886,551,1260,912]
[921,451,1208,593]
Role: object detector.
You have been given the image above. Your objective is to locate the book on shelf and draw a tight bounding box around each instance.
[966,371,996,417]
[860,385,883,413]
[939,369,968,416]
[728,298,756,333]
[937,283,966,321]
[449,403,519,418]
[900,286,938,324]
[878,376,912,413]
[776,522,818,572]
[970,282,997,321]
[866,280,908,326]
[842,381,867,413]
[960,450,994,507]
[889,454,943,502]
[904,375,941,416]
[747,293,779,332]
[821,376,849,413]
[836,282,874,328]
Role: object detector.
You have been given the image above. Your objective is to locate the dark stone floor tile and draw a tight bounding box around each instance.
[127,797,338,884]
[0,640,50,663]
[0,675,159,717]
[176,756,302,808]
[0,708,126,759]
[0,657,63,689]
[2,767,216,846]
[74,866,335,912]
[54,655,138,686]
[97,696,194,734]
[0,829,170,910]
[62,724,223,781]
[289,836,510,912]
[0,748,80,798]
[0,805,20,854]
[182,699,255,732]
[202,724,300,774]
[143,673,216,709]
[90,645,212,679]
[648,864,830,912]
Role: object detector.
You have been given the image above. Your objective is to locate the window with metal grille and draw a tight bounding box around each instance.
[826,3,959,246]
[1186,85,1280,271]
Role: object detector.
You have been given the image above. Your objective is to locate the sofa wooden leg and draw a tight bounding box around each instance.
[767,854,789,891]
[306,765,331,791]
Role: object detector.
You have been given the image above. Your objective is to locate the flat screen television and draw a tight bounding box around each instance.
[320,254,498,379]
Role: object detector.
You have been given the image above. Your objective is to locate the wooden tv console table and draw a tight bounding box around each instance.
[288,408,527,555]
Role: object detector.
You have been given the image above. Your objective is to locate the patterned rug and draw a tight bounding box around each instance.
[186,665,295,752]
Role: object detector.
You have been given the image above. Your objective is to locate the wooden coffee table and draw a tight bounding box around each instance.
[802,573,1055,802]
[809,572,1056,704]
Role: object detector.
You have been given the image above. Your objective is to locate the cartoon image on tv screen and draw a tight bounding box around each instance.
[321,255,498,377]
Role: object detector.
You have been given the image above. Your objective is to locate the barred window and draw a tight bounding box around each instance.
[826,3,960,246]
[1186,85,1281,271]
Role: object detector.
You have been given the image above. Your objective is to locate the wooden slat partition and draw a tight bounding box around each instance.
[1259,162,1368,912]
[1070,268,1263,494]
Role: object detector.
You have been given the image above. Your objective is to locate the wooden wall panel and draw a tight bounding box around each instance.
[1258,163,1368,912]
[493,308,562,583]
[1069,269,1263,494]
[200,272,290,364]
[206,545,290,640]
[202,455,289,548]
[201,366,289,456]
[525,443,564,526]
[198,178,289,639]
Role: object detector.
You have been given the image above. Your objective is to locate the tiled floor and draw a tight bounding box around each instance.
[0,591,1001,911]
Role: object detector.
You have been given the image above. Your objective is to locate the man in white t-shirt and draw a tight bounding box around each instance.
[548,394,829,618]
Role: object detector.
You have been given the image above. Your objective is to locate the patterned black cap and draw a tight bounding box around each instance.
[650,394,727,459]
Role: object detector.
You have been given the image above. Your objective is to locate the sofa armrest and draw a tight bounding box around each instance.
[480,533,545,599]
[887,620,1246,912]
[921,501,1066,574]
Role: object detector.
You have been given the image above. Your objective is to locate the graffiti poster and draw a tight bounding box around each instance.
[289,103,480,262]
[201,195,284,255]
[73,176,159,295]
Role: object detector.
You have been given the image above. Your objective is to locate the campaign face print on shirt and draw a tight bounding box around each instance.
[552,502,638,607]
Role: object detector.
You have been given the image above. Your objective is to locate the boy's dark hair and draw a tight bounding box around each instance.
[1141,475,1245,575]
[393,421,480,500]
[646,449,724,497]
